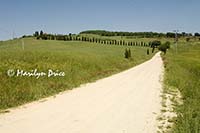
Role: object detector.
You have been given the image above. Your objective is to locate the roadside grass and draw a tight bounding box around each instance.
[163,42,200,132]
[0,38,155,110]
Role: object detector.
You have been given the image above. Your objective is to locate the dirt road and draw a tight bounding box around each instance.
[0,52,163,133]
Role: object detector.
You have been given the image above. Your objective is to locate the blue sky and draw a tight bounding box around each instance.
[0,0,200,40]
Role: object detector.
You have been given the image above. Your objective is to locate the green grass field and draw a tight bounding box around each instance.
[1,36,199,132]
[0,38,155,110]
[163,42,200,132]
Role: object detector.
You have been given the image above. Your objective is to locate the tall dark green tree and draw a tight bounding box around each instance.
[124,48,131,59]
[34,31,39,37]
[147,49,149,55]
[152,47,155,53]
[125,49,129,59]
[128,48,131,58]
[40,30,44,36]
[69,33,72,41]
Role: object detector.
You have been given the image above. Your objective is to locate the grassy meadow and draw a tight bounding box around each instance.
[163,41,200,132]
[0,37,155,110]
[1,34,199,132]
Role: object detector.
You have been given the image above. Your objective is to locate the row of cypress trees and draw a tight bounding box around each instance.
[34,31,162,48]
[36,35,151,47]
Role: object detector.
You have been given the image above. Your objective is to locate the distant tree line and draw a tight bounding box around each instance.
[32,31,182,55]
[33,30,173,55]
[33,31,163,48]
[80,30,199,38]
[33,30,200,41]
[80,30,166,38]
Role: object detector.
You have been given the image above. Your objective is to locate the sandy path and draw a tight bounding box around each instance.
[0,52,163,133]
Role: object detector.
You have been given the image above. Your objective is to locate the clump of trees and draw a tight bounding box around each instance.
[34,31,39,37]
[34,30,77,41]
[150,40,161,53]
[150,40,161,48]
[124,48,131,59]
[194,32,200,37]
[158,41,171,54]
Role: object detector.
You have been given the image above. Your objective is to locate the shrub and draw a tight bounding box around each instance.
[158,42,170,54]
[165,41,171,49]
[125,49,129,58]
[124,48,131,59]
[186,38,190,42]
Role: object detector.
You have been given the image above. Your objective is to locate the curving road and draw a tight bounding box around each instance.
[0,52,163,133]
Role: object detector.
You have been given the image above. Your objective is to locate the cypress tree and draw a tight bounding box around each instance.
[128,48,131,58]
[125,49,129,59]
[147,49,149,55]
[152,47,155,53]
[69,33,72,41]
[40,30,43,36]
